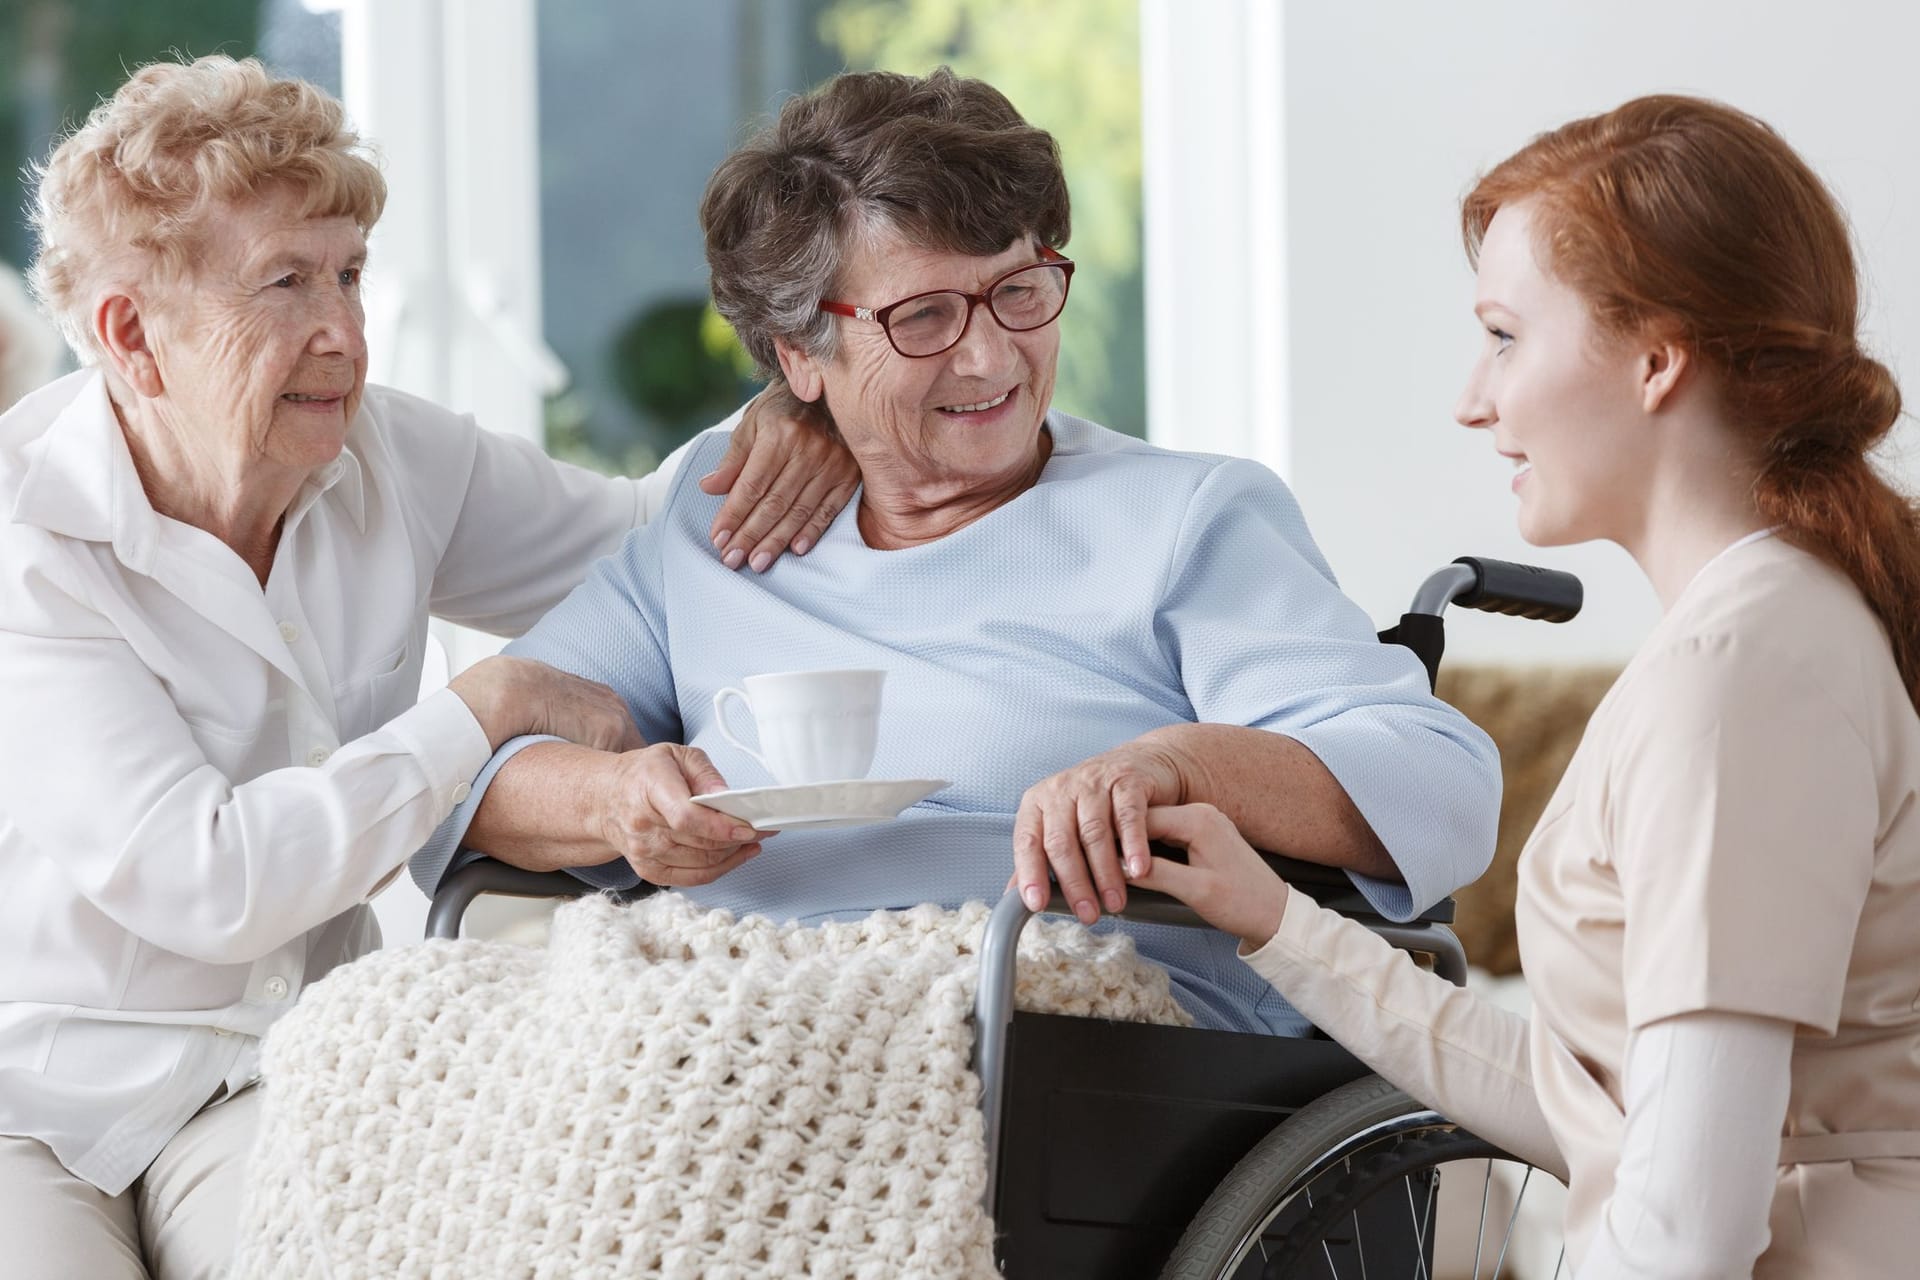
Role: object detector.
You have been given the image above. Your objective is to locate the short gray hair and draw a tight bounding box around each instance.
[699,68,1070,379]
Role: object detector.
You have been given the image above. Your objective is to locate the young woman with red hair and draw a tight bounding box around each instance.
[1138,95,1920,1277]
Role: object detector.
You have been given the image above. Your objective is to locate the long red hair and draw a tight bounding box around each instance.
[1463,95,1919,710]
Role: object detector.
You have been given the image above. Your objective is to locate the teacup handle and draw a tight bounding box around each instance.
[711,687,771,774]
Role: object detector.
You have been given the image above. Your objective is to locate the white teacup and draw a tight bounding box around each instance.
[711,669,886,786]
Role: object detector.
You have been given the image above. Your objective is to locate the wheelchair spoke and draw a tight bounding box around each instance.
[1470,1158,1492,1278]
[1489,1164,1533,1280]
[1305,1183,1339,1276]
[1402,1174,1435,1280]
[1163,1080,1566,1280]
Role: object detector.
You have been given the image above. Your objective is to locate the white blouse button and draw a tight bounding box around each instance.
[278,621,301,644]
[263,976,290,1000]
[451,781,473,805]
[307,746,333,768]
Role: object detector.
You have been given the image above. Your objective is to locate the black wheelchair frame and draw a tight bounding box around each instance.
[425,556,1583,1278]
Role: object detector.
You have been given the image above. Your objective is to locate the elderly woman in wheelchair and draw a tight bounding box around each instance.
[408,67,1502,1042]
[375,68,1612,1280]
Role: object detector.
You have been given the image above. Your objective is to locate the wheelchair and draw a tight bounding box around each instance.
[426,556,1583,1278]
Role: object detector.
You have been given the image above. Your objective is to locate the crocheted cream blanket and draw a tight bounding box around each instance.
[231,894,1189,1278]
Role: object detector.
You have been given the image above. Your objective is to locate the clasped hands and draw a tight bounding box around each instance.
[1009,739,1290,950]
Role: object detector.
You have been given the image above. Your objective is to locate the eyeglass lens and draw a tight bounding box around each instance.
[887,263,1069,357]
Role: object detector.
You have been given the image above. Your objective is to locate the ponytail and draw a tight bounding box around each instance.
[1752,352,1920,709]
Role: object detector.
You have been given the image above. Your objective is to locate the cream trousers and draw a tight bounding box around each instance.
[0,1083,259,1279]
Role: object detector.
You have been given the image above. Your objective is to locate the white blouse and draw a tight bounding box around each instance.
[0,370,680,1193]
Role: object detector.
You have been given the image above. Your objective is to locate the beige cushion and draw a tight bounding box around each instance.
[1436,664,1619,975]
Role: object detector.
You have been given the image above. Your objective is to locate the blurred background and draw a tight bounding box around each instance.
[1,0,1913,664]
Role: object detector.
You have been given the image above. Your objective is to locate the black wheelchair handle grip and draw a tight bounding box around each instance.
[1451,556,1583,623]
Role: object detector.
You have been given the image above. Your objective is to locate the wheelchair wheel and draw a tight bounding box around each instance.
[1160,1073,1563,1279]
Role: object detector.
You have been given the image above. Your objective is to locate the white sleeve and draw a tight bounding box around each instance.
[1578,1011,1792,1280]
[0,609,491,965]
[422,427,647,636]
[409,412,717,638]
[1240,891,1567,1177]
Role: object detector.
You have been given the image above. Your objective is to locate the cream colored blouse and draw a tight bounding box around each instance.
[1244,536,1920,1276]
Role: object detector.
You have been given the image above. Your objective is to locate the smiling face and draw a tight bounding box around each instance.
[143,185,369,480]
[1454,201,1655,547]
[777,229,1060,502]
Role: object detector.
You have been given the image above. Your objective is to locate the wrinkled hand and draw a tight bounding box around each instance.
[1012,740,1186,924]
[1131,804,1289,950]
[597,743,766,886]
[450,655,645,753]
[701,383,860,572]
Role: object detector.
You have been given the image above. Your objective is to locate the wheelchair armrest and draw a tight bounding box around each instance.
[423,856,655,940]
[1255,851,1455,925]
[1112,841,1453,926]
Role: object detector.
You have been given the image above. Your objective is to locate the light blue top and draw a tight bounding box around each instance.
[412,411,1500,1034]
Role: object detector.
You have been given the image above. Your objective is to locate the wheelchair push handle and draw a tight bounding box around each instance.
[1445,555,1583,623]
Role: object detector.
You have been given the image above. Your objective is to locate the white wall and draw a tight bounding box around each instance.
[1193,0,1920,664]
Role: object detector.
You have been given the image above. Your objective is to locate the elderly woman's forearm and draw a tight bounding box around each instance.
[1140,724,1398,878]
[464,741,621,870]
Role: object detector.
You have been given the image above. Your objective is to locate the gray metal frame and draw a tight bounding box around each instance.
[1409,563,1480,618]
[424,860,651,940]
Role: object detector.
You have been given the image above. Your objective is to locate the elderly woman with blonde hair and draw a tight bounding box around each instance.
[0,56,853,1278]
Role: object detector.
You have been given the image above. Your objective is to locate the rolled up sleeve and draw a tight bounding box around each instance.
[1155,459,1502,919]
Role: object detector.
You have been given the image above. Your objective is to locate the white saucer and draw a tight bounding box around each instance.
[691,778,950,832]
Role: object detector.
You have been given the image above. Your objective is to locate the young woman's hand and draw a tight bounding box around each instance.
[1130,803,1290,950]
[701,383,860,572]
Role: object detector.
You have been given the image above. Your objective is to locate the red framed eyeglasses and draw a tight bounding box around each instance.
[818,246,1074,358]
